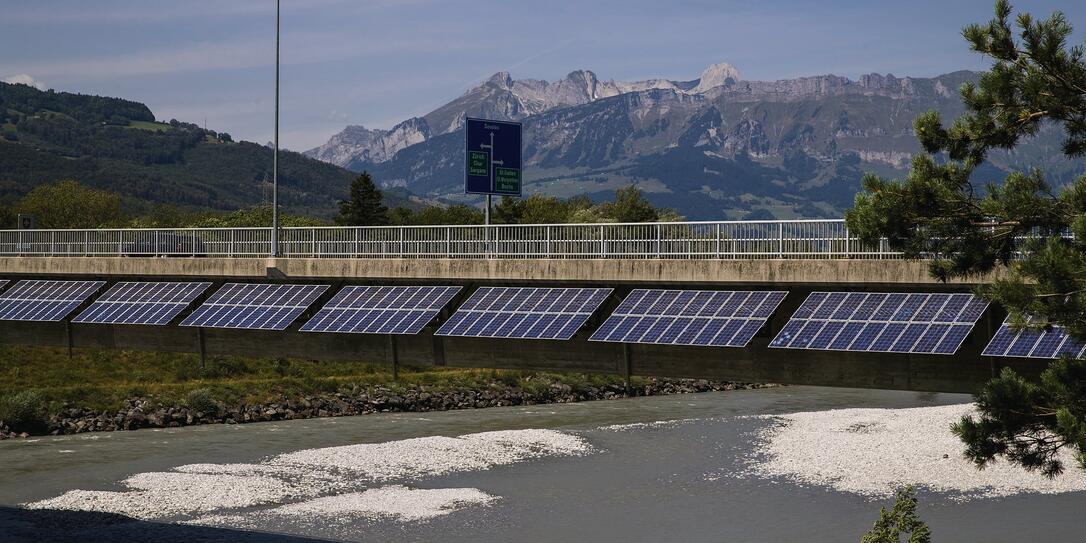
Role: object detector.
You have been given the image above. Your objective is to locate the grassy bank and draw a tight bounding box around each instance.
[0,346,655,430]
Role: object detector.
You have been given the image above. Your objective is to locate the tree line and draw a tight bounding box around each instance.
[0,81,154,125]
[0,175,678,230]
[335,171,679,227]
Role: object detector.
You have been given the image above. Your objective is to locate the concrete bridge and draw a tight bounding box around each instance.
[0,220,1032,394]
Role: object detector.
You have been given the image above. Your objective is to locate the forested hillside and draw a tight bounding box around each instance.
[0,82,410,217]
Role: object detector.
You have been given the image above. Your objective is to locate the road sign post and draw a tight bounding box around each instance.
[465,118,522,225]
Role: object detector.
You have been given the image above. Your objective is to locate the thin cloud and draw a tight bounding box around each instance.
[2,74,47,90]
[0,0,413,25]
[9,31,482,80]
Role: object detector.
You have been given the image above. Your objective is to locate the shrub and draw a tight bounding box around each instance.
[0,390,49,434]
[184,388,218,415]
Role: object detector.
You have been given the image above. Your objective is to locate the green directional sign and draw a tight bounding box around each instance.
[495,167,521,193]
[468,150,489,177]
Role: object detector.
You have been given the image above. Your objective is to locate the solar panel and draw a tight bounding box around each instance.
[0,280,105,322]
[180,283,328,330]
[301,286,461,335]
[73,282,211,325]
[435,287,611,340]
[982,316,1086,359]
[770,292,988,355]
[589,289,788,347]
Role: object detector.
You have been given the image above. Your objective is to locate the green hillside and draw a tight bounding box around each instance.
[0,82,409,217]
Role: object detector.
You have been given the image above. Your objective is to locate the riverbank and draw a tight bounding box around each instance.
[7,387,1083,542]
[0,346,772,438]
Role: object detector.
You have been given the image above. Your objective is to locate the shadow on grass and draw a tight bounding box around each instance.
[0,506,335,542]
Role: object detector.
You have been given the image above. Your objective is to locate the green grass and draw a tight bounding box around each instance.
[126,120,171,132]
[0,346,641,417]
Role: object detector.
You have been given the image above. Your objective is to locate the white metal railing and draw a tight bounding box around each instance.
[0,219,904,259]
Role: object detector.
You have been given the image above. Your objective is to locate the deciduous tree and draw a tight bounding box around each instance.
[16,180,125,228]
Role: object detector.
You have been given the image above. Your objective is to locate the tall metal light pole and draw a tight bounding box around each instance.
[271,0,281,256]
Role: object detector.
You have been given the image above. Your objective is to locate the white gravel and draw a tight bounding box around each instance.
[746,403,1086,500]
[187,485,497,529]
[26,472,302,518]
[24,428,590,521]
[272,429,592,481]
[272,485,498,522]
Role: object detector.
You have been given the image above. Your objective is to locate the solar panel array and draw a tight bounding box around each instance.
[589,290,787,347]
[770,292,988,355]
[0,280,105,322]
[180,283,328,330]
[435,287,611,340]
[982,317,1086,359]
[301,286,460,335]
[73,282,211,325]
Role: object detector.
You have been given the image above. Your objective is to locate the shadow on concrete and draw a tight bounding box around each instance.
[0,506,336,543]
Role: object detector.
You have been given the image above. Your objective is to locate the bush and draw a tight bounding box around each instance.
[184,388,218,415]
[0,390,49,433]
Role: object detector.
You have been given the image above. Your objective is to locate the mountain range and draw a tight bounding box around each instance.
[307,62,1083,219]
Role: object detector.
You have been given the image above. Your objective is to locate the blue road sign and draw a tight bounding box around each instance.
[465,118,522,196]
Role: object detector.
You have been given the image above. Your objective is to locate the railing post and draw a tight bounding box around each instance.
[715,223,721,258]
[600,225,605,258]
[230,229,236,257]
[192,231,197,257]
[354,228,360,257]
[655,224,661,258]
[399,228,404,257]
[84,231,89,256]
[50,231,55,255]
[546,226,552,258]
[844,224,850,259]
[778,222,784,258]
[446,227,451,258]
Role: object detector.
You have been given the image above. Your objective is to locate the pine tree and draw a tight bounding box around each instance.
[845,1,1086,476]
[336,171,388,226]
[861,486,932,543]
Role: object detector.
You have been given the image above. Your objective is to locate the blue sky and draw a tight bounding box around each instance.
[2,0,1083,150]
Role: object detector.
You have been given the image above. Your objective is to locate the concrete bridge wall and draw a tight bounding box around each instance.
[0,256,1003,286]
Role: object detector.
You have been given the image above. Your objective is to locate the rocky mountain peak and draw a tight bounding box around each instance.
[692,62,742,93]
[486,71,513,88]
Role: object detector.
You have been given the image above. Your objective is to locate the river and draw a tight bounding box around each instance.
[1,386,1083,542]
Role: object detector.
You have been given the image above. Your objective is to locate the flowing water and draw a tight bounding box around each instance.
[0,386,1083,542]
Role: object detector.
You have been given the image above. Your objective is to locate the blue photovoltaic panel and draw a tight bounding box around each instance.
[73,282,211,325]
[435,287,611,340]
[982,316,1086,359]
[180,283,328,330]
[589,290,787,347]
[770,292,988,355]
[0,280,105,322]
[301,286,461,335]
